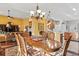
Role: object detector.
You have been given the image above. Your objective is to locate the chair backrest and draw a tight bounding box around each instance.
[14,33,27,56]
[48,32,55,48]
[63,36,72,56]
[18,33,27,56]
[14,33,21,56]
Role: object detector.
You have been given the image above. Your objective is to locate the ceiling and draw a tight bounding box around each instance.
[0,3,79,21]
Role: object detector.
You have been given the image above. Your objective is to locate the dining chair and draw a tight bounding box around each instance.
[14,33,22,56]
[18,33,28,56]
[41,32,72,56]
[54,33,72,56]
[14,33,27,56]
[14,32,41,56]
[63,36,72,56]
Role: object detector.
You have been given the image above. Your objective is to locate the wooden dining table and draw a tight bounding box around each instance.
[23,36,61,53]
[16,32,62,53]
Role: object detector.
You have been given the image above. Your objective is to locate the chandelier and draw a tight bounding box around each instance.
[30,5,45,19]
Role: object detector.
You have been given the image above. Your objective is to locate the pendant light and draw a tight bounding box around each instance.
[8,10,14,20]
[8,10,10,20]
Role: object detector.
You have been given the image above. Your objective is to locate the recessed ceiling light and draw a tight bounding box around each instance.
[72,8,76,11]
